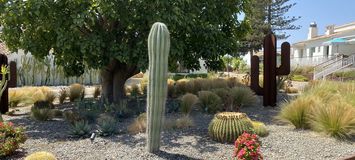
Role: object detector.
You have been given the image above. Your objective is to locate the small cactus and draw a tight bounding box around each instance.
[146,22,170,153]
[208,112,253,143]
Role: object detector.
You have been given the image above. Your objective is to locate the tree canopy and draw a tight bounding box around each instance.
[0,0,250,76]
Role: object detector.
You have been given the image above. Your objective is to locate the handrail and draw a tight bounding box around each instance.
[313,54,355,80]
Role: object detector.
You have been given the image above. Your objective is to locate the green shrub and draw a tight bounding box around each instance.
[97,114,117,136]
[251,121,269,137]
[69,83,85,102]
[25,151,57,160]
[197,91,222,114]
[333,70,355,79]
[69,120,91,137]
[309,101,355,139]
[291,74,309,82]
[179,93,198,116]
[277,96,320,129]
[208,112,253,143]
[58,88,68,104]
[0,122,27,157]
[230,87,257,111]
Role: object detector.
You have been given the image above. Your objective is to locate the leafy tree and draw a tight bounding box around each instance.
[241,0,300,54]
[0,0,250,103]
[266,0,301,40]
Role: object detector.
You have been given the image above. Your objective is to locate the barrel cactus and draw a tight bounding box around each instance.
[208,112,253,143]
[146,22,170,153]
[25,151,57,160]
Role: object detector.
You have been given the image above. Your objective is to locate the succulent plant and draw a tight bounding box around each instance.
[97,114,117,136]
[69,120,91,137]
[251,121,269,137]
[208,112,253,143]
[146,22,170,153]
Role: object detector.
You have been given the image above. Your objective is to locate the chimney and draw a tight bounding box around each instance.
[325,25,335,35]
[307,22,318,40]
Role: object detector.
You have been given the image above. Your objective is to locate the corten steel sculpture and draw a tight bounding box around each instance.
[0,54,9,113]
[250,33,290,106]
[8,61,17,88]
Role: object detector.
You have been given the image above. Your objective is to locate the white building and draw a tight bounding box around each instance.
[292,22,355,66]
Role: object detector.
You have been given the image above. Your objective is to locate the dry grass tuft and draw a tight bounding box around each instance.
[179,93,198,116]
[69,83,85,102]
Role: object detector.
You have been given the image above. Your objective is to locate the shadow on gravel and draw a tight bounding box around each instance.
[8,116,71,142]
[154,150,203,160]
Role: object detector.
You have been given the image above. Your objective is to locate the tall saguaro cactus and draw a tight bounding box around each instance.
[250,33,290,106]
[146,22,170,153]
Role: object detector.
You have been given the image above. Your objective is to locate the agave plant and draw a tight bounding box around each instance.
[69,120,91,137]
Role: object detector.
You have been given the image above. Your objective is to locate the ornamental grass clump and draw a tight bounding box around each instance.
[230,87,257,111]
[198,91,222,114]
[9,90,31,107]
[175,79,190,95]
[175,116,194,129]
[233,132,263,160]
[208,112,253,143]
[58,88,68,104]
[127,112,147,134]
[277,96,320,129]
[179,93,198,116]
[309,100,355,140]
[167,79,176,98]
[69,83,85,102]
[0,122,27,157]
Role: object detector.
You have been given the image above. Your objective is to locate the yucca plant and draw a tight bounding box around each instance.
[97,114,117,136]
[197,91,222,114]
[309,100,355,140]
[69,120,91,137]
[208,112,253,143]
[179,93,198,116]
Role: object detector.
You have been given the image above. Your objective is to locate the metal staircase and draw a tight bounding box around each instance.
[313,54,355,80]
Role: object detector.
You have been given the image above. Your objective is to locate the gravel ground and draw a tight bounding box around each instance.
[2,96,355,160]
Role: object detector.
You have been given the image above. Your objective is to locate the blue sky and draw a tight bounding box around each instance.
[282,0,355,44]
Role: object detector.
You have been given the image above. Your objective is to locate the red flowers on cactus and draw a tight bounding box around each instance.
[233,132,263,160]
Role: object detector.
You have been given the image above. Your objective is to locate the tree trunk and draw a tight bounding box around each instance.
[101,59,139,104]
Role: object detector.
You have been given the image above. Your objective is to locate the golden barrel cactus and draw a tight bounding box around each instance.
[208,112,253,143]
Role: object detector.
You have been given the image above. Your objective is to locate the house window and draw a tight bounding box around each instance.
[310,47,315,57]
